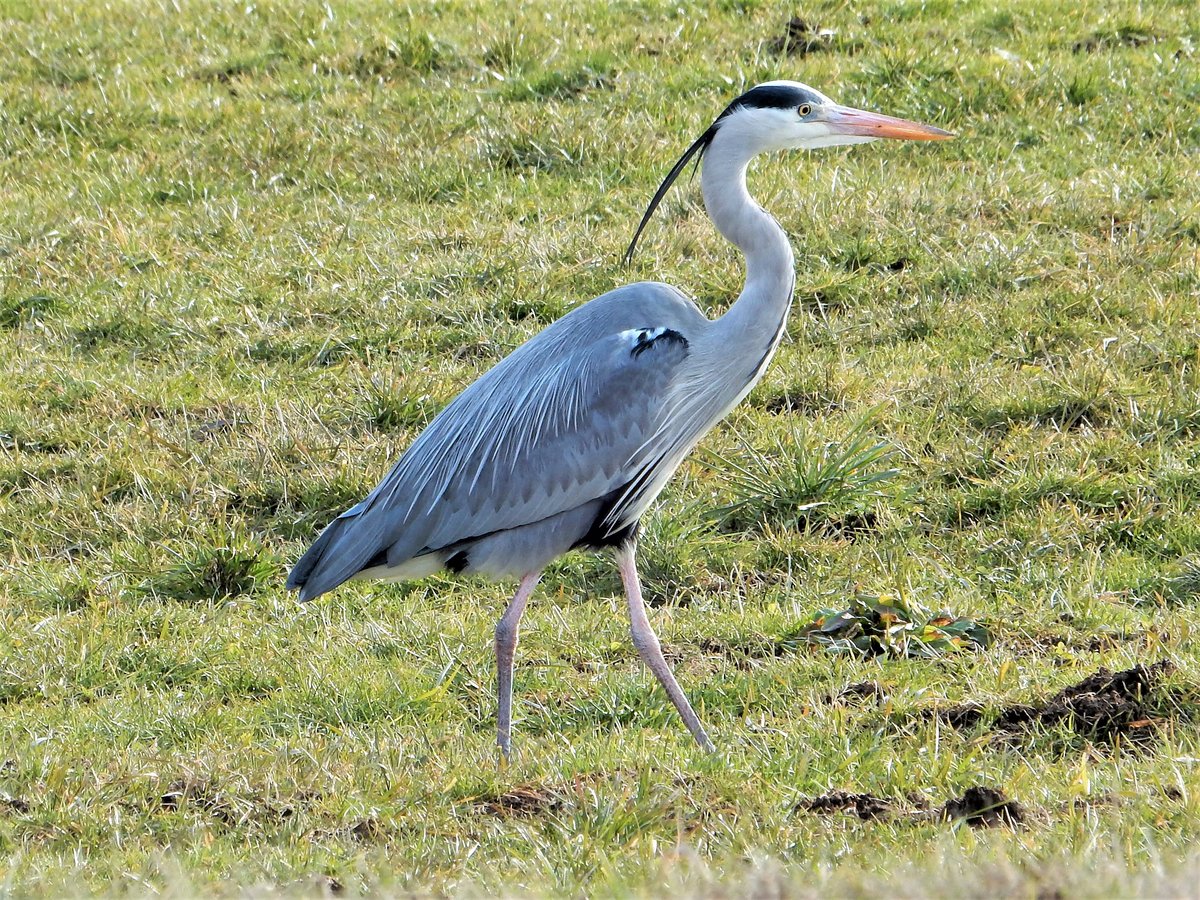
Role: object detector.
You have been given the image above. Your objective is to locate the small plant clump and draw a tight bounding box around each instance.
[708,415,899,533]
[782,591,991,658]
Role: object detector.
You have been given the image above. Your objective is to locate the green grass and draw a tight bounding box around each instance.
[2,0,1200,895]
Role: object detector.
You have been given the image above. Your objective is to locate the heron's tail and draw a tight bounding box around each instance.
[286,503,377,602]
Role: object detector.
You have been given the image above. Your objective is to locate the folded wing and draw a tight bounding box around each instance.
[288,322,693,600]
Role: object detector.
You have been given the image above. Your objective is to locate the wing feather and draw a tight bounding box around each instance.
[411,328,689,552]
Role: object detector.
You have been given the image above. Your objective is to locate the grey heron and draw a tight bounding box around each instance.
[288,81,951,754]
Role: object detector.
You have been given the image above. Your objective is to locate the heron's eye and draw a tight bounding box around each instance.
[798,104,812,117]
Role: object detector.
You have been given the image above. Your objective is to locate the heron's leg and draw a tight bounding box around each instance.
[616,543,715,752]
[495,570,541,757]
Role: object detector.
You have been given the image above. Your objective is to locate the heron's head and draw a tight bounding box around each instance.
[625,80,952,262]
[710,80,952,152]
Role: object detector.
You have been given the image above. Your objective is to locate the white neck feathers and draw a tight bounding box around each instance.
[700,126,796,342]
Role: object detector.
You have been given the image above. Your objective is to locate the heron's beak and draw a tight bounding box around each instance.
[823,105,954,141]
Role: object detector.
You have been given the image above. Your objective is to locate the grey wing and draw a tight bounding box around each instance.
[288,324,692,600]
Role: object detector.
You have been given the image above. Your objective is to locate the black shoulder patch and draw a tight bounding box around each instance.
[572,450,672,552]
[573,486,640,551]
[630,327,689,359]
[362,547,389,571]
[445,549,470,574]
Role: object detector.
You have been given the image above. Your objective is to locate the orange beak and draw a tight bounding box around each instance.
[824,105,954,140]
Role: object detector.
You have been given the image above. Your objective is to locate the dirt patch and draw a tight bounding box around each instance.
[832,681,887,705]
[0,792,30,814]
[935,701,986,729]
[692,636,784,669]
[796,786,1021,828]
[348,818,387,842]
[160,778,251,825]
[796,790,892,820]
[191,417,237,441]
[1071,792,1117,812]
[1073,27,1157,53]
[157,776,310,827]
[760,389,844,415]
[280,874,344,897]
[474,784,562,818]
[769,17,839,56]
[934,662,1180,746]
[941,786,1024,829]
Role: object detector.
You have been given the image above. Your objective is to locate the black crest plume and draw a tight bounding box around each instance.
[623,124,718,265]
[623,84,813,264]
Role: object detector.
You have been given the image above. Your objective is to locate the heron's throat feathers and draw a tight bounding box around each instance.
[701,130,794,279]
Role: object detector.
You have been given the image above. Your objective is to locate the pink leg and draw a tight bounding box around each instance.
[495,570,541,757]
[616,543,714,751]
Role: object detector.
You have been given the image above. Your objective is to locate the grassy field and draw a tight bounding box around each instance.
[2,0,1200,894]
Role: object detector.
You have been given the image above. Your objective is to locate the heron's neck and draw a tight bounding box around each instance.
[700,138,795,345]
